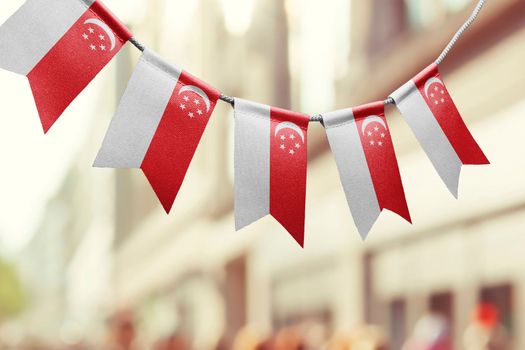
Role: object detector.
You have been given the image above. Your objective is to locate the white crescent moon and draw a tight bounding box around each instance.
[179,85,211,112]
[275,121,305,143]
[361,115,387,135]
[84,18,116,51]
[424,77,445,99]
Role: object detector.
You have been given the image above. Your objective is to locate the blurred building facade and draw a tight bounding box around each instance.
[2,0,525,348]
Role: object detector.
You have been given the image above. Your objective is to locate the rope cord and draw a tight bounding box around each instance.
[436,0,485,65]
[128,0,486,122]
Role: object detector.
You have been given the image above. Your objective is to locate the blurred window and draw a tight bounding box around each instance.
[405,0,471,29]
[480,284,514,334]
[429,292,454,323]
[367,0,408,55]
[389,299,406,350]
[429,292,454,341]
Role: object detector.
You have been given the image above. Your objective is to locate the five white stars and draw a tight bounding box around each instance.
[365,123,388,147]
[277,132,302,156]
[85,27,109,54]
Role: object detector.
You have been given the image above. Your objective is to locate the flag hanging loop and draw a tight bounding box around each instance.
[127,0,487,121]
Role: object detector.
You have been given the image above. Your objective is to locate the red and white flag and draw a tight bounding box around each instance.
[94,49,220,213]
[323,102,411,238]
[0,0,132,132]
[234,98,309,247]
[391,63,489,196]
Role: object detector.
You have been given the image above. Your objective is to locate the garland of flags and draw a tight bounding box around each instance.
[0,0,489,247]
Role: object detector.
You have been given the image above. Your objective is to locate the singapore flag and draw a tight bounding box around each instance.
[95,49,220,213]
[391,63,489,196]
[323,102,411,238]
[234,98,310,247]
[0,0,132,132]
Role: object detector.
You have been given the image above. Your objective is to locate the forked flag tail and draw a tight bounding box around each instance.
[0,0,132,132]
[234,99,310,247]
[391,63,489,197]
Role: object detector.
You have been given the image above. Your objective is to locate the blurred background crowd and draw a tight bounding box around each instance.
[0,0,524,349]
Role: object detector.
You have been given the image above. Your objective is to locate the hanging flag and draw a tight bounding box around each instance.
[234,98,309,247]
[0,0,132,132]
[323,102,411,238]
[391,63,489,196]
[94,49,220,213]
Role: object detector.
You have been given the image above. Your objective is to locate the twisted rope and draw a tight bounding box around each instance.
[436,0,486,65]
[128,0,487,123]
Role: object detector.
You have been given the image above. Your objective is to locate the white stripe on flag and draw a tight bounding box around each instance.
[391,80,462,197]
[323,108,381,238]
[0,0,95,75]
[94,49,180,168]
[234,98,270,230]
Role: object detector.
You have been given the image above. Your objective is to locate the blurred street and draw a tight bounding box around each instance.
[0,0,524,349]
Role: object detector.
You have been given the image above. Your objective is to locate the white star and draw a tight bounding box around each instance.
[99,44,106,51]
[289,134,295,140]
[441,98,445,103]
[88,27,95,34]
[295,143,301,149]
[435,101,439,105]
[289,149,295,155]
[441,90,445,94]
[374,126,379,132]
[378,141,383,146]
[367,131,372,137]
[381,133,385,138]
[183,96,189,102]
[180,104,186,110]
[99,34,105,41]
[197,109,203,115]
[280,144,285,150]
[90,44,96,51]
[280,135,286,141]
[194,99,200,105]
[188,112,194,118]
[82,33,89,40]
[430,93,435,98]
[370,140,375,145]
[434,87,438,91]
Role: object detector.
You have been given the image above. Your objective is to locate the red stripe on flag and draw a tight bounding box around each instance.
[354,102,411,223]
[27,1,132,133]
[414,63,489,165]
[269,107,309,247]
[141,71,220,213]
